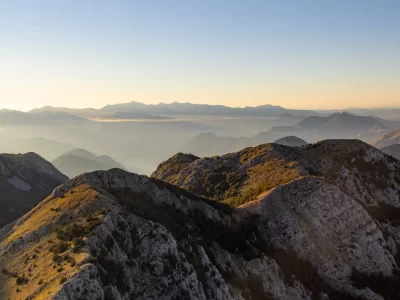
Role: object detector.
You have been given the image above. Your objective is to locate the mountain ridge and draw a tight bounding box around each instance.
[2,139,400,299]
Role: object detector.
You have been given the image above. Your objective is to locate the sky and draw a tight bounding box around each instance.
[0,0,399,111]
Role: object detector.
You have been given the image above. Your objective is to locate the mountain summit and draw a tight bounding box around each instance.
[1,140,400,299]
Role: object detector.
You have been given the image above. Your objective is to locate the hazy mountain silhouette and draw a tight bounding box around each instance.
[0,136,75,161]
[371,128,400,149]
[181,113,390,157]
[0,110,86,125]
[101,112,171,120]
[52,148,125,178]
[31,101,318,117]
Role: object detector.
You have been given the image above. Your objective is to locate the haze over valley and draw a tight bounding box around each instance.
[1,1,400,299]
[1,102,400,175]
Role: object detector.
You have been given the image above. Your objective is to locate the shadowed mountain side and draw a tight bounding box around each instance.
[2,145,400,299]
[0,152,68,227]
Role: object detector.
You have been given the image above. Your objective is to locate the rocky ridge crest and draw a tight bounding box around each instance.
[1,140,400,299]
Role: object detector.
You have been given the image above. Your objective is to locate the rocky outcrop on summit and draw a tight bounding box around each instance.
[0,152,68,227]
[1,140,400,299]
[153,139,400,208]
[151,152,200,184]
[273,136,307,147]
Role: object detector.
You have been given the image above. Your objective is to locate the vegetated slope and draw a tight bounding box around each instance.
[0,153,68,227]
[371,128,400,149]
[2,152,400,299]
[52,148,125,178]
[152,139,400,208]
[380,144,400,160]
[273,136,307,147]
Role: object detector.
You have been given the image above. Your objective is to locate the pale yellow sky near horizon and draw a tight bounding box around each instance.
[1,75,399,111]
[1,1,399,112]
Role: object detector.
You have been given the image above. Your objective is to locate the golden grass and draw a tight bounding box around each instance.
[4,184,99,245]
[0,183,104,300]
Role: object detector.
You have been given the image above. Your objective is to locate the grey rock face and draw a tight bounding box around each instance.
[1,140,400,299]
[0,152,68,227]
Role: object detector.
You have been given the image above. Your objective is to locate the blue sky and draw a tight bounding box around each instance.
[0,0,399,110]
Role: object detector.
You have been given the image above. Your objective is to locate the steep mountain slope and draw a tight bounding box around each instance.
[0,153,68,227]
[380,144,400,160]
[2,141,400,299]
[53,149,125,178]
[273,136,307,147]
[371,128,400,148]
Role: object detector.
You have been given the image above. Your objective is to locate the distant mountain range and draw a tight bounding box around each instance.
[101,112,171,120]
[3,139,400,299]
[100,101,318,117]
[182,112,395,157]
[29,102,317,118]
[52,148,125,178]
[371,128,400,149]
[0,110,87,126]
[270,112,391,133]
[27,102,400,120]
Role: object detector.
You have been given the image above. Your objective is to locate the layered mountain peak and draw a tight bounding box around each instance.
[52,148,126,179]
[2,138,400,299]
[153,139,400,208]
[0,152,66,179]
